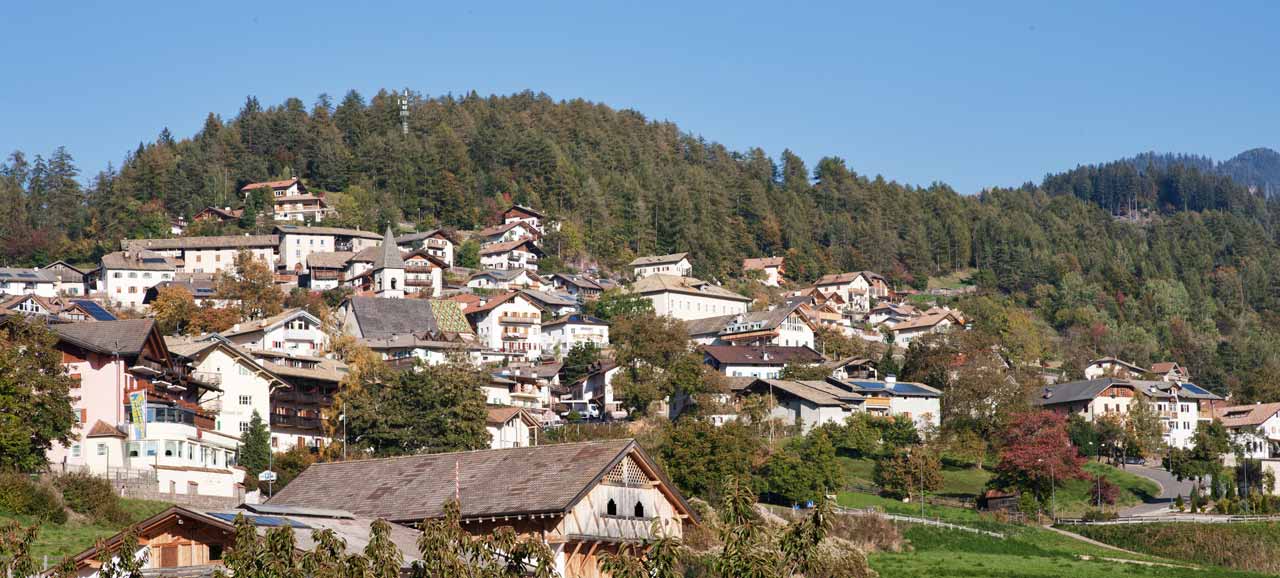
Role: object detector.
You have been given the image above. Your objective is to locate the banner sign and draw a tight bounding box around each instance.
[128,391,146,440]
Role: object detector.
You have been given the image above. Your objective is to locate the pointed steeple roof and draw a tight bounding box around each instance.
[372,226,405,271]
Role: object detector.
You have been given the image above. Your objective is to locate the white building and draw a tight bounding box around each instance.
[122,235,278,274]
[41,261,89,296]
[465,291,544,361]
[403,250,447,297]
[541,313,609,358]
[100,250,178,309]
[395,229,456,266]
[1034,378,1222,450]
[630,253,692,279]
[701,345,824,379]
[478,221,540,245]
[502,204,547,234]
[889,309,963,347]
[1215,403,1280,460]
[479,239,543,272]
[221,308,329,356]
[1083,357,1150,380]
[739,379,865,434]
[275,225,383,273]
[630,274,751,321]
[0,268,57,297]
[832,376,942,431]
[241,177,330,222]
[684,301,815,349]
[815,271,889,312]
[468,268,539,291]
[486,407,539,449]
[743,256,785,287]
[167,337,287,441]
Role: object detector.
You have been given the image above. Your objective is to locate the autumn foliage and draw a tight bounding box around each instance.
[994,411,1086,494]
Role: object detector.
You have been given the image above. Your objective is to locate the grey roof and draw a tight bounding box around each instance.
[836,378,942,398]
[52,319,157,356]
[746,379,864,407]
[702,345,824,366]
[0,268,55,283]
[268,439,684,523]
[274,224,383,240]
[347,296,437,337]
[395,228,456,245]
[100,250,178,271]
[629,252,688,267]
[683,314,738,337]
[551,273,603,291]
[629,274,751,302]
[221,308,319,338]
[543,313,607,328]
[307,251,355,269]
[1036,378,1221,405]
[688,301,805,338]
[372,227,405,271]
[122,235,278,251]
[520,289,578,308]
[468,268,530,282]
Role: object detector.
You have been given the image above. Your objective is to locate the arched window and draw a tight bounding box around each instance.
[391,278,398,290]
[606,499,617,516]
[634,502,645,518]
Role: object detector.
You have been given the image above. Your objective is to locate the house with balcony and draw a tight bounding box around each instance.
[220,308,329,356]
[549,273,605,301]
[1214,403,1280,460]
[464,291,544,361]
[274,225,383,273]
[684,299,815,349]
[520,288,579,318]
[815,271,889,308]
[100,250,179,309]
[737,379,866,434]
[1034,378,1222,450]
[502,204,548,234]
[269,438,696,578]
[477,220,540,245]
[250,351,346,451]
[630,274,751,321]
[1149,361,1192,383]
[401,249,447,297]
[828,375,942,430]
[122,235,279,274]
[888,308,963,347]
[479,238,544,272]
[241,177,330,222]
[542,313,610,359]
[1082,357,1150,380]
[166,336,288,442]
[395,229,456,266]
[45,319,245,498]
[193,205,245,224]
[630,253,692,279]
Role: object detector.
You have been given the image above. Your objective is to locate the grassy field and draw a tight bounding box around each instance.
[835,492,1265,577]
[2,498,170,563]
[926,269,975,290]
[1073,522,1280,574]
[840,457,1159,517]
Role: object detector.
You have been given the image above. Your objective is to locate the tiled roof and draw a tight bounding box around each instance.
[307,251,355,269]
[0,268,56,284]
[221,308,316,337]
[1215,403,1280,429]
[629,253,688,267]
[86,420,127,438]
[743,256,784,270]
[629,274,751,302]
[52,319,157,356]
[240,177,299,191]
[816,271,885,286]
[519,289,577,308]
[892,310,960,331]
[552,274,603,291]
[543,313,607,328]
[395,228,456,245]
[274,225,383,240]
[100,250,178,271]
[701,345,823,366]
[122,235,278,250]
[478,221,530,237]
[478,239,543,256]
[1149,362,1179,374]
[347,296,444,338]
[504,204,545,219]
[268,439,676,522]
[747,379,863,407]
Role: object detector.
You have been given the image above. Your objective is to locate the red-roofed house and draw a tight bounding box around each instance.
[743,256,785,287]
[465,291,543,360]
[240,177,330,222]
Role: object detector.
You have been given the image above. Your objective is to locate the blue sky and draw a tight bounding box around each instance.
[2,1,1277,193]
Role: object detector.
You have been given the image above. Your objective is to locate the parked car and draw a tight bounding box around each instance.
[1123,456,1146,465]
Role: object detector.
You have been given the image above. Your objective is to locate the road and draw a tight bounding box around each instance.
[1118,463,1197,517]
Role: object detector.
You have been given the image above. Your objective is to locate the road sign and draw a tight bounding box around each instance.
[258,470,278,483]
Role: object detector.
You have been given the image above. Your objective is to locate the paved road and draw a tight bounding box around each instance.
[1118,463,1196,517]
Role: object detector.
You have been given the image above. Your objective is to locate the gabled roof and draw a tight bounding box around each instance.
[743,256,785,270]
[221,308,320,338]
[345,296,472,339]
[702,345,824,366]
[836,378,941,398]
[478,238,544,256]
[372,227,405,271]
[307,251,355,269]
[468,268,531,283]
[1149,361,1182,374]
[745,379,864,407]
[1215,403,1280,429]
[52,319,160,357]
[478,221,535,238]
[816,271,885,286]
[86,420,127,439]
[71,300,116,321]
[42,260,88,278]
[503,204,545,219]
[464,291,534,315]
[519,289,577,309]
[543,313,608,328]
[551,273,603,291]
[891,310,961,331]
[195,206,244,220]
[273,224,384,240]
[629,274,751,302]
[122,235,278,251]
[100,250,178,271]
[1035,379,1128,405]
[0,268,56,283]
[629,253,689,267]
[486,407,539,427]
[395,228,457,245]
[267,439,694,524]
[240,177,301,192]
[1086,357,1148,374]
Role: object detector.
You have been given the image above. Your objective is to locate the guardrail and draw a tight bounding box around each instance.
[1056,514,1280,525]
[835,506,1006,539]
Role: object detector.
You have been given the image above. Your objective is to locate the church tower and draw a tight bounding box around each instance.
[372,226,405,298]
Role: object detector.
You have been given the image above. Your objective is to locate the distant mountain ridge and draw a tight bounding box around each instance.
[1123,147,1280,197]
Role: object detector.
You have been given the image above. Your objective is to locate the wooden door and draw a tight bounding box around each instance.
[159,545,178,568]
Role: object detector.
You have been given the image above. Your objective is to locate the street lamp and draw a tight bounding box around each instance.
[1038,458,1056,521]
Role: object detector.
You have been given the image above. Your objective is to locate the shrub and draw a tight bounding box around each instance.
[0,472,66,524]
[1174,494,1185,512]
[54,472,129,525]
[1081,509,1117,522]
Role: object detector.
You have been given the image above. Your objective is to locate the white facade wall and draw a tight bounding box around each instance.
[475,298,543,360]
[487,420,534,449]
[890,396,941,431]
[719,363,786,379]
[542,323,610,359]
[0,278,56,297]
[634,259,691,279]
[104,268,174,309]
[481,249,539,272]
[193,348,275,440]
[280,233,336,273]
[644,291,748,321]
[178,247,276,274]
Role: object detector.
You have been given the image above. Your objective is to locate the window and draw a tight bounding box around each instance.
[239,395,252,405]
[606,499,617,516]
[143,272,152,279]
[97,443,107,456]
[165,441,177,457]
[239,422,250,433]
[634,502,645,518]
[71,444,81,458]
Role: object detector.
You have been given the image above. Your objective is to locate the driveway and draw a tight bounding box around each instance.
[1118,463,1197,517]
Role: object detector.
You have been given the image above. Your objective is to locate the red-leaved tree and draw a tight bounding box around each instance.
[994,411,1086,498]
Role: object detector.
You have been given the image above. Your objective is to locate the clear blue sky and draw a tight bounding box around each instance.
[2,1,1277,193]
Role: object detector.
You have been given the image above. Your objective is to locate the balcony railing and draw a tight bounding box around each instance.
[271,413,296,427]
[502,333,528,341]
[191,371,221,386]
[499,315,538,324]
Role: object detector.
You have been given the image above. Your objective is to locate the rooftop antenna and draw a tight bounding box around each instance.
[399,88,409,136]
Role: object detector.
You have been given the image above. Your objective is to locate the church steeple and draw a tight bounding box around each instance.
[373,226,405,298]
[373,226,405,271]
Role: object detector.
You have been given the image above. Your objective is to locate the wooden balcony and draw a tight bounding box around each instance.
[499,314,539,324]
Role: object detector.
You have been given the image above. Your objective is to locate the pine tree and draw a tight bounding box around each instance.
[239,410,271,477]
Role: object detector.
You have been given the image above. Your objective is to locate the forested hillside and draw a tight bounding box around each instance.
[3,89,1280,399]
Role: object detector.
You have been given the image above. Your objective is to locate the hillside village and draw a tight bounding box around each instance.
[6,176,1280,577]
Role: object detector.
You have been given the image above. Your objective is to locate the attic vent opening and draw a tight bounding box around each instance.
[602,455,651,488]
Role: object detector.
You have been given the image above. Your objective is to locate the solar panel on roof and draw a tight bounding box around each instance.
[1180,383,1211,395]
[18,273,37,278]
[893,384,939,396]
[72,300,116,321]
[206,512,310,529]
